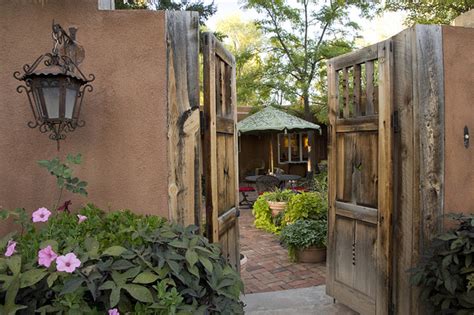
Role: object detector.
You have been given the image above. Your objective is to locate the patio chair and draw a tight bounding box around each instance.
[255,175,280,195]
[239,186,255,207]
[273,167,285,175]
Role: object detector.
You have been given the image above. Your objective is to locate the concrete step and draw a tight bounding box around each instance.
[242,285,358,315]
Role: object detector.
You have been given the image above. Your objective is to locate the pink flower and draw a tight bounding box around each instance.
[4,240,16,257]
[56,253,81,273]
[108,309,120,315]
[32,207,51,223]
[38,245,58,268]
[77,215,87,224]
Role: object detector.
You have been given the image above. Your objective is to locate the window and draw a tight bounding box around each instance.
[278,132,309,164]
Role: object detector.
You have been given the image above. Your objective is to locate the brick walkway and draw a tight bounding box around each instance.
[239,202,326,294]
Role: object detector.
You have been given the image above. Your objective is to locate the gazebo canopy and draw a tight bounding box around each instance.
[237,106,321,135]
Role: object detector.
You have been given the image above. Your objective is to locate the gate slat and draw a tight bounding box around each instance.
[366,61,375,115]
[343,67,350,118]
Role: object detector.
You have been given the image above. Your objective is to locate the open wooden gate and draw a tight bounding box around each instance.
[327,40,393,314]
[202,33,240,272]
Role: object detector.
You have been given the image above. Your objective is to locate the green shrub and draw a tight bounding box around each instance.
[280,219,327,261]
[0,206,244,314]
[411,214,474,314]
[264,189,295,202]
[252,195,280,234]
[284,192,327,224]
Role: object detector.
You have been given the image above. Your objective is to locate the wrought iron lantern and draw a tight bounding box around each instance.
[14,22,94,147]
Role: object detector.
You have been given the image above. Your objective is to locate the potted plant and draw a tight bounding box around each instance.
[264,189,295,216]
[280,219,327,263]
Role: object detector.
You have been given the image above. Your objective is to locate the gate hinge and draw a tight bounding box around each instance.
[236,207,241,218]
[392,110,400,133]
[200,111,207,135]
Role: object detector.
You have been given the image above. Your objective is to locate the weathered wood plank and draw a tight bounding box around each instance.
[376,39,393,315]
[391,27,416,315]
[335,201,378,225]
[202,32,219,242]
[216,117,234,134]
[333,281,375,315]
[343,67,350,118]
[166,11,200,227]
[415,25,445,250]
[366,61,375,115]
[332,42,378,70]
[334,216,355,288]
[354,221,377,299]
[354,64,361,117]
[326,61,338,296]
[336,116,378,133]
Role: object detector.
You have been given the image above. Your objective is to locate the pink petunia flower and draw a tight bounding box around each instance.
[32,207,52,223]
[77,215,87,224]
[56,253,81,273]
[38,245,58,268]
[4,240,16,257]
[108,309,120,315]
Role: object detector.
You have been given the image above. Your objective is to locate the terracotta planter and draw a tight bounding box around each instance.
[267,201,287,216]
[296,246,326,263]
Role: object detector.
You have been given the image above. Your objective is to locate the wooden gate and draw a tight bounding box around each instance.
[327,40,393,314]
[202,33,240,272]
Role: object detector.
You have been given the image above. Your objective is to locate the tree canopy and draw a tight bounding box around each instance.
[382,0,473,26]
[115,0,216,24]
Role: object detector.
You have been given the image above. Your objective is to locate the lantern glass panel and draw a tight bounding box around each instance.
[43,86,60,119]
[65,88,78,119]
[32,88,46,119]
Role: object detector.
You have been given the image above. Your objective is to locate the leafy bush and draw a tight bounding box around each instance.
[411,214,474,314]
[37,153,88,211]
[264,189,295,202]
[0,206,244,314]
[284,192,327,224]
[280,219,327,261]
[252,195,280,234]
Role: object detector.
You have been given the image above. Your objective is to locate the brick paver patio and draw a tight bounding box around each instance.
[239,200,326,294]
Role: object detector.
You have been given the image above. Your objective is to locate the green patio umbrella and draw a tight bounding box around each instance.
[237,106,321,173]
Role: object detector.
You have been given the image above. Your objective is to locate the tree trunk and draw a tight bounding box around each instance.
[303,91,319,176]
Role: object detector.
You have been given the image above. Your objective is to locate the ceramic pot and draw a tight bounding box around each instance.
[267,201,287,216]
[296,246,326,263]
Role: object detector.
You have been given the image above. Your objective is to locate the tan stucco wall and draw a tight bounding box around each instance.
[0,0,169,234]
[452,9,474,28]
[443,26,474,215]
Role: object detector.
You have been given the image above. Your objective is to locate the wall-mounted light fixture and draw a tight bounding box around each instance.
[14,22,94,149]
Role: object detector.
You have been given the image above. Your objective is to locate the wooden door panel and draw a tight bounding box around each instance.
[327,39,393,315]
[354,221,377,299]
[336,132,378,207]
[202,32,240,272]
[335,216,355,287]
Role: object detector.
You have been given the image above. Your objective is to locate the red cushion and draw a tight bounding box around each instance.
[239,187,256,192]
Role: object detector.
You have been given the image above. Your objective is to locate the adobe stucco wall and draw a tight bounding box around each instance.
[443,26,474,215]
[0,0,169,234]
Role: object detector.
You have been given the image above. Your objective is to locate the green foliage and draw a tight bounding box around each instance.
[280,219,327,261]
[382,0,473,26]
[216,15,271,107]
[411,214,474,313]
[252,195,280,234]
[241,0,371,120]
[0,207,244,314]
[264,189,295,202]
[284,192,327,224]
[468,273,474,292]
[38,153,88,197]
[115,0,217,25]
